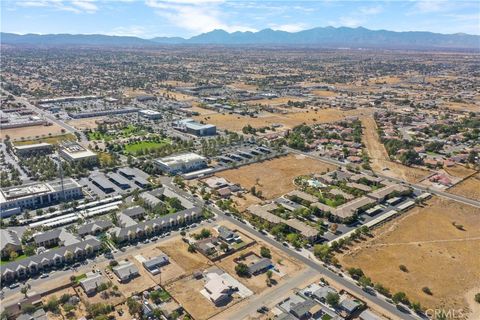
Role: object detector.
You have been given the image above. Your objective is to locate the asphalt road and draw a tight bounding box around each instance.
[287,147,480,209]
[11,93,88,143]
[161,178,418,320]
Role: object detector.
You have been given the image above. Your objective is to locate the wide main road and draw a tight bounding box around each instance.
[7,92,88,143]
[286,147,480,209]
[161,178,416,320]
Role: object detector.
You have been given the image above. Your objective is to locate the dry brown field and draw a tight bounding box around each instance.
[194,107,370,132]
[217,154,336,199]
[311,90,337,97]
[156,236,213,274]
[1,124,67,140]
[361,116,431,183]
[109,258,157,297]
[443,165,477,179]
[227,82,258,91]
[244,96,306,106]
[165,273,241,320]
[160,80,195,87]
[66,117,106,130]
[441,102,479,112]
[337,197,480,316]
[447,173,480,201]
[157,89,196,101]
[368,76,403,85]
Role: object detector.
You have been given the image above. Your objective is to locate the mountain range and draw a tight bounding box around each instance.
[2,27,479,49]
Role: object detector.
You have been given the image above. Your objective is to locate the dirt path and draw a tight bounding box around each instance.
[361,116,430,183]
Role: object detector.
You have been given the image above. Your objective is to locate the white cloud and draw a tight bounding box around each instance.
[105,25,147,37]
[145,0,255,35]
[413,0,447,13]
[270,23,308,33]
[360,5,383,15]
[16,0,98,14]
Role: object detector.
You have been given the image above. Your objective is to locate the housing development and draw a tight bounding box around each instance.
[1,3,479,320]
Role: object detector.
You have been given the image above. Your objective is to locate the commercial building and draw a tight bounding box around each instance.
[67,107,140,119]
[155,152,207,174]
[89,174,116,193]
[0,178,83,218]
[59,142,97,163]
[14,143,53,157]
[174,118,216,136]
[139,109,162,120]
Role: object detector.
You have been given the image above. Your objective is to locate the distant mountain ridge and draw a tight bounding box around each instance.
[2,26,479,49]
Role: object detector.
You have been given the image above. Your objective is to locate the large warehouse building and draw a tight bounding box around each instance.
[0,178,83,217]
[174,118,216,136]
[155,152,207,174]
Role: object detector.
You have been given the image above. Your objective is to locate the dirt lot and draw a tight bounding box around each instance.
[442,102,479,112]
[443,165,477,180]
[216,243,304,294]
[108,258,157,297]
[156,236,213,274]
[157,89,196,101]
[337,197,480,315]
[195,108,369,132]
[217,154,336,199]
[361,116,430,183]
[165,273,241,320]
[245,96,306,106]
[136,246,187,285]
[230,193,263,213]
[66,117,106,130]
[227,82,258,91]
[311,90,337,97]
[0,124,67,140]
[447,173,480,201]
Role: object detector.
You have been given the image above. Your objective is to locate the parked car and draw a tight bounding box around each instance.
[9,283,19,289]
[40,274,49,279]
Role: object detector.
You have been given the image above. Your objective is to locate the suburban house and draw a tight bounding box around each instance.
[202,273,236,305]
[113,262,139,283]
[142,254,170,275]
[217,226,241,243]
[246,258,273,276]
[80,272,108,296]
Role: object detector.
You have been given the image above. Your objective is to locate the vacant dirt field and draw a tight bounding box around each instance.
[166,273,241,320]
[442,102,479,112]
[216,243,304,294]
[67,117,106,130]
[245,96,306,106]
[1,124,66,140]
[443,165,477,180]
[157,89,196,101]
[311,90,337,97]
[337,197,480,315]
[110,258,157,297]
[361,116,430,183]
[448,173,480,201]
[135,245,187,285]
[231,193,263,213]
[227,82,258,91]
[368,76,402,85]
[156,236,213,274]
[195,108,369,132]
[217,154,336,199]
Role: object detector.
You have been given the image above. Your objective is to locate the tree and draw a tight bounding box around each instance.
[392,292,409,305]
[44,296,60,313]
[126,298,142,315]
[260,246,271,258]
[21,304,36,314]
[21,286,29,298]
[235,263,249,277]
[374,283,391,297]
[411,301,422,313]
[346,267,364,280]
[358,275,373,288]
[9,250,18,261]
[399,264,408,272]
[326,292,340,307]
[475,293,480,304]
[313,244,331,262]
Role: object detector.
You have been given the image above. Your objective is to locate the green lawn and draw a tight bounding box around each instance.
[73,273,87,284]
[0,254,28,266]
[124,140,170,155]
[88,125,147,141]
[14,133,76,146]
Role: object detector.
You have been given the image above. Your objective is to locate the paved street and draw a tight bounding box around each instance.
[287,147,480,209]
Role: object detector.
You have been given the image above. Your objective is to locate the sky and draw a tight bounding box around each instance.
[1,0,479,38]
